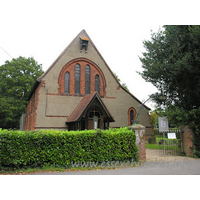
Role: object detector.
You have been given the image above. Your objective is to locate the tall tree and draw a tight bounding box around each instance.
[139,25,200,154]
[140,25,200,156]
[139,25,200,111]
[0,56,44,129]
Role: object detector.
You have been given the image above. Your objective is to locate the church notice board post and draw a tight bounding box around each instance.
[158,117,169,155]
[158,116,169,132]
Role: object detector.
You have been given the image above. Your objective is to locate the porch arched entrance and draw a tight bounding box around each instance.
[66,92,115,131]
[87,107,102,130]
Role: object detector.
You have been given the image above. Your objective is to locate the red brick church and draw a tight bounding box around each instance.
[23,30,152,134]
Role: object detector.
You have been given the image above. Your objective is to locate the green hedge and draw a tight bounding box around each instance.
[0,127,138,168]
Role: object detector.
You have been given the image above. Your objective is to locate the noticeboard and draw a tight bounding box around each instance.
[167,133,176,139]
[158,116,169,132]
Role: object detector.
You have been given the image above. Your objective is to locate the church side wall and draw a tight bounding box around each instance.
[24,82,43,130]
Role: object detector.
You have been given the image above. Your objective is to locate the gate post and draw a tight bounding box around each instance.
[180,125,194,157]
[129,124,146,161]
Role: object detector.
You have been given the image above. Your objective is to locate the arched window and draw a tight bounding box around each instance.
[65,72,70,93]
[75,64,80,94]
[85,65,90,94]
[128,108,136,126]
[95,74,99,93]
[130,110,134,125]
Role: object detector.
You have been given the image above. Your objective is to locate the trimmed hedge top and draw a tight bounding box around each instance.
[0,127,138,168]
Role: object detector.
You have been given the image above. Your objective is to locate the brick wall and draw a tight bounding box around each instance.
[180,125,194,156]
[24,81,44,130]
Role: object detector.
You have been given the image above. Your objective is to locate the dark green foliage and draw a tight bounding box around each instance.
[150,111,158,128]
[192,133,200,158]
[0,56,44,129]
[139,25,200,110]
[139,25,200,157]
[0,128,138,169]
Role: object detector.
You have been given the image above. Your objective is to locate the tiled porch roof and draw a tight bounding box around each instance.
[66,92,114,123]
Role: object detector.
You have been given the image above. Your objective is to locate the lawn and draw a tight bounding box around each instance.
[146,143,164,150]
[146,136,181,151]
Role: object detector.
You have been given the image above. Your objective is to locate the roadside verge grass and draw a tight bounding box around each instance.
[0,160,142,175]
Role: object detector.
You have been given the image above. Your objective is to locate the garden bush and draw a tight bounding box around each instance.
[0,127,138,168]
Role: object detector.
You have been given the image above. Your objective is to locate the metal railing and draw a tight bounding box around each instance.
[154,130,183,156]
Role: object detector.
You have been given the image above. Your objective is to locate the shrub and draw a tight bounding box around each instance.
[0,127,138,168]
[153,129,159,135]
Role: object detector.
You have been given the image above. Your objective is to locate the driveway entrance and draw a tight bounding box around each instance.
[146,149,195,162]
[153,130,184,156]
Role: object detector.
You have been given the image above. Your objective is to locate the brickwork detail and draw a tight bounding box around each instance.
[116,86,120,90]
[24,81,44,130]
[58,58,106,96]
[129,124,146,161]
[180,125,194,156]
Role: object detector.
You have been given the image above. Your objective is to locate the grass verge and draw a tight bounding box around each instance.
[0,161,142,175]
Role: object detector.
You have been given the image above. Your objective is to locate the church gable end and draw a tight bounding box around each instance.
[24,29,152,134]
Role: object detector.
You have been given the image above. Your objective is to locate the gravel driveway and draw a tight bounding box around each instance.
[146,149,196,162]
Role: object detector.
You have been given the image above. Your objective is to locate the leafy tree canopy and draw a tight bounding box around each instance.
[139,25,200,130]
[0,56,44,129]
[139,25,200,111]
[139,25,200,156]
[149,111,158,128]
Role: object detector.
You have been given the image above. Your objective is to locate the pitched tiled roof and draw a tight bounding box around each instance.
[66,92,114,123]
[66,92,95,123]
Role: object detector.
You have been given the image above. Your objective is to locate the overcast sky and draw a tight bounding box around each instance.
[0,0,197,110]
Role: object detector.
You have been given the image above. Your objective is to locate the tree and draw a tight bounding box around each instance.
[149,111,158,128]
[0,56,44,129]
[139,25,200,110]
[139,25,200,156]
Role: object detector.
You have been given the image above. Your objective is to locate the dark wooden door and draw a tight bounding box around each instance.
[88,119,93,130]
